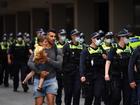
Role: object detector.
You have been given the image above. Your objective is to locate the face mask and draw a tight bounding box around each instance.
[105,39,111,44]
[25,38,30,43]
[124,38,129,44]
[79,38,84,44]
[111,38,115,43]
[17,37,22,41]
[75,37,80,42]
[95,39,101,46]
[60,36,66,42]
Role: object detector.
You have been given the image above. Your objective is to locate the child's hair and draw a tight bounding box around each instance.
[34,35,47,47]
[33,45,47,64]
[33,35,47,64]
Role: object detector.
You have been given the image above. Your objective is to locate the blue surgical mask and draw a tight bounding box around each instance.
[79,38,84,44]
[60,36,66,42]
[17,37,22,41]
[124,38,129,44]
[95,39,101,46]
[75,37,80,42]
[105,39,111,44]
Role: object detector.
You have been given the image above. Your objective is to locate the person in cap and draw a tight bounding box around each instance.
[7,32,30,92]
[56,29,68,48]
[102,32,116,53]
[8,33,15,45]
[0,34,10,87]
[80,32,106,105]
[101,32,116,105]
[105,30,132,105]
[55,29,67,105]
[79,32,88,48]
[62,28,83,105]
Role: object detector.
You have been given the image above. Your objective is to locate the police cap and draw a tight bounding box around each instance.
[70,29,80,36]
[98,30,104,37]
[91,32,100,39]
[117,30,130,37]
[105,32,114,37]
[36,28,44,33]
[58,29,67,35]
[16,32,22,38]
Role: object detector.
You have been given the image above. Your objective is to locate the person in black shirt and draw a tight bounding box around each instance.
[128,46,140,105]
[80,32,106,105]
[8,33,29,92]
[105,30,132,105]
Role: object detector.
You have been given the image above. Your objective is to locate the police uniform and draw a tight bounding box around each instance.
[55,29,67,105]
[80,32,106,105]
[101,32,116,105]
[8,33,29,92]
[128,46,140,105]
[63,29,83,105]
[106,31,132,105]
[129,35,140,50]
[0,35,10,87]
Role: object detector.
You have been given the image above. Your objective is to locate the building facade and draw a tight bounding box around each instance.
[0,0,139,41]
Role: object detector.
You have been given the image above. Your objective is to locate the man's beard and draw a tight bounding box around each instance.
[48,40,54,45]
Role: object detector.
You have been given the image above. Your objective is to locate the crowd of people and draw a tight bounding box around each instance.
[0,27,140,105]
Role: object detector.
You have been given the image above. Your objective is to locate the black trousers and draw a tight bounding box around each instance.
[13,61,28,90]
[63,72,81,105]
[84,76,105,105]
[56,74,63,105]
[0,63,9,85]
[108,75,131,105]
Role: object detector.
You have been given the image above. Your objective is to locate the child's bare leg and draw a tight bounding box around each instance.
[37,71,49,92]
[37,77,44,92]
[22,71,35,84]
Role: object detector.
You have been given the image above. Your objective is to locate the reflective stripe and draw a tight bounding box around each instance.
[129,36,140,49]
[56,42,64,49]
[15,41,25,47]
[88,47,103,54]
[116,45,131,54]
[69,44,83,50]
[0,42,9,50]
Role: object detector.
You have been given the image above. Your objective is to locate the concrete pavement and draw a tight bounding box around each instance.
[0,79,107,105]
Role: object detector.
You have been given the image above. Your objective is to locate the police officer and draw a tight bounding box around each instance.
[0,34,10,87]
[79,32,88,48]
[8,32,29,92]
[128,46,140,105]
[101,32,116,105]
[79,32,88,98]
[80,32,106,105]
[122,25,140,50]
[55,29,67,105]
[24,33,33,54]
[105,30,132,105]
[102,32,116,51]
[63,29,83,105]
[129,34,140,50]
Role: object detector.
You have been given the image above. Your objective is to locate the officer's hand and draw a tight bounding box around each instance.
[81,76,86,82]
[130,82,136,89]
[105,74,110,81]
